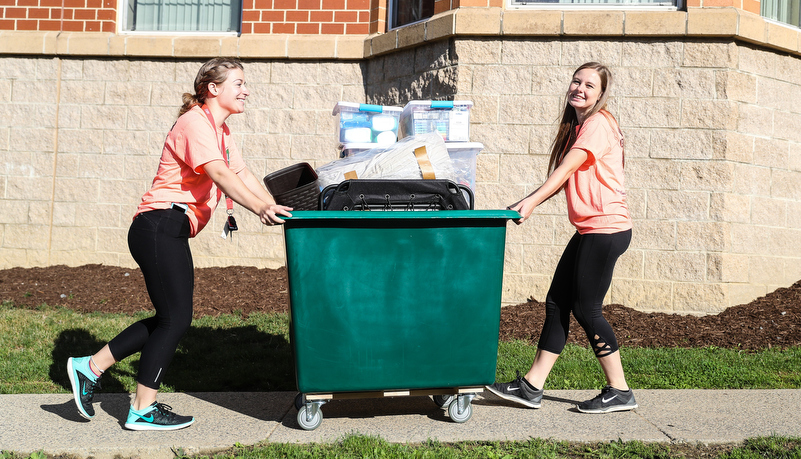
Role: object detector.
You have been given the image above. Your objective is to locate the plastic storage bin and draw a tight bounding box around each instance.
[446,142,483,190]
[284,209,518,429]
[398,100,473,142]
[333,102,402,145]
[263,163,320,211]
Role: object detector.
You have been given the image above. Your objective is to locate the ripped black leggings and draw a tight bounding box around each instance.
[107,208,194,390]
[537,229,631,358]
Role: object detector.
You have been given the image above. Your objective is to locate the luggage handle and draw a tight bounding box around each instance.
[320,180,474,211]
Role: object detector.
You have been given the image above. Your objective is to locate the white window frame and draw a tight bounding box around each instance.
[507,0,681,9]
[117,0,242,35]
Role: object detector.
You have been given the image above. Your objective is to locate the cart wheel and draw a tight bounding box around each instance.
[447,398,473,423]
[433,394,455,408]
[297,405,323,430]
[294,393,306,411]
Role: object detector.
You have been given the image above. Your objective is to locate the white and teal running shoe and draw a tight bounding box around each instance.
[125,402,195,431]
[67,356,101,419]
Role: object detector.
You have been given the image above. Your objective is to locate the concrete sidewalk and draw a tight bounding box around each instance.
[1,390,799,458]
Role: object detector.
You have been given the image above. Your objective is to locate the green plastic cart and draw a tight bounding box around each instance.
[282,210,518,430]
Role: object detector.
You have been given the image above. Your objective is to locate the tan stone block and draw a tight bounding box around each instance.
[617,98,681,129]
[748,255,786,285]
[290,134,337,161]
[27,201,50,225]
[766,20,799,53]
[775,111,801,143]
[501,273,551,306]
[687,7,738,36]
[752,137,789,169]
[476,152,499,183]
[501,41,561,66]
[50,226,96,251]
[499,95,560,125]
[238,35,287,58]
[707,253,749,283]
[564,11,624,36]
[64,33,113,56]
[0,200,30,224]
[453,39,501,64]
[173,37,221,58]
[716,70,757,104]
[94,226,127,253]
[0,31,54,54]
[647,128,720,160]
[126,106,175,131]
[672,282,727,314]
[335,36,366,59]
[98,180,143,206]
[772,169,801,200]
[10,127,56,153]
[677,221,731,252]
[757,76,801,113]
[737,103,773,137]
[610,279,673,313]
[653,68,716,99]
[83,59,130,81]
[501,10,562,36]
[647,190,710,220]
[624,11,686,36]
[783,256,801,284]
[736,9,767,44]
[455,7,502,36]
[368,31,397,57]
[125,36,174,57]
[57,129,103,154]
[680,160,735,192]
[681,100,737,130]
[426,11,456,42]
[709,192,750,223]
[631,220,676,251]
[7,177,52,201]
[472,65,532,95]
[726,283,767,308]
[287,36,337,59]
[683,41,737,68]
[471,123,529,154]
[626,158,681,191]
[59,80,105,105]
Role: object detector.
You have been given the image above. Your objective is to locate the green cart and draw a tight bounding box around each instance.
[283,210,517,430]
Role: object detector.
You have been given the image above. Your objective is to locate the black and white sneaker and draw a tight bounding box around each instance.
[577,386,638,413]
[485,372,543,408]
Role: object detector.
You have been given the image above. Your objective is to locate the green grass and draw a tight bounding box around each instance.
[2,301,800,459]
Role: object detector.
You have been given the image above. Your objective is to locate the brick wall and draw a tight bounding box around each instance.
[0,0,116,32]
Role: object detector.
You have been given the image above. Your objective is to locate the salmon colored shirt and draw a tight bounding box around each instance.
[565,110,632,235]
[135,105,246,237]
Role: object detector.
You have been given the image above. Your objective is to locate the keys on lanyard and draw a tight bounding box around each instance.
[222,209,238,240]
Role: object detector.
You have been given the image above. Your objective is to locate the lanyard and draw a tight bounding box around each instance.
[201,105,234,212]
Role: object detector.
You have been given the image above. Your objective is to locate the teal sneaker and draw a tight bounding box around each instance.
[67,356,101,419]
[125,402,195,431]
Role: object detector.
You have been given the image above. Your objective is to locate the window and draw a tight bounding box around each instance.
[762,0,800,28]
[390,0,434,29]
[124,0,242,33]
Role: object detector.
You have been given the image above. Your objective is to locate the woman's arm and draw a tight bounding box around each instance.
[203,160,292,225]
[508,148,588,224]
[236,167,279,206]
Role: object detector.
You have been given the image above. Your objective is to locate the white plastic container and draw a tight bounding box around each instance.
[333,102,402,146]
[398,100,473,142]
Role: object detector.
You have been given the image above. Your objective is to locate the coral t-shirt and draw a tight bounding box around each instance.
[135,105,246,237]
[565,110,632,235]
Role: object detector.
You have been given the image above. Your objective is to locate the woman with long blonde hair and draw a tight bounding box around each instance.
[487,62,636,413]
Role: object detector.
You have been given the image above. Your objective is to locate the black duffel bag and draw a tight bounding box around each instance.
[320,179,474,211]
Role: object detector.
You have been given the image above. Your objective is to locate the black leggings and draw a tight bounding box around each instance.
[538,229,631,358]
[108,209,194,390]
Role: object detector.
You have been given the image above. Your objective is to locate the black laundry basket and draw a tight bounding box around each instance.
[263,163,320,210]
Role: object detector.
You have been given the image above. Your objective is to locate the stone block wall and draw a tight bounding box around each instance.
[2,20,801,314]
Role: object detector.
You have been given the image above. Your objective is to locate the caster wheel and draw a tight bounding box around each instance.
[297,404,323,430]
[447,398,473,423]
[433,394,455,407]
[294,393,306,411]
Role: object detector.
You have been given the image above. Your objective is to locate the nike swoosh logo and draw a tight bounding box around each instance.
[602,395,618,403]
[136,414,154,422]
[508,387,519,391]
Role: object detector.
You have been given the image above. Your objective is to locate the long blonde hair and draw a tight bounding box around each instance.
[178,58,244,117]
[547,62,613,175]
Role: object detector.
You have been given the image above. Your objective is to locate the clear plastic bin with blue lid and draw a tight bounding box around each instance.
[333,102,402,146]
[399,100,473,142]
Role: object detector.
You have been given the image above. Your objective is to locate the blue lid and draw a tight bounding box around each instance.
[431,101,454,109]
[359,104,383,113]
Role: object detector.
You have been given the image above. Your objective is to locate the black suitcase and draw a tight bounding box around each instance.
[320,179,474,211]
